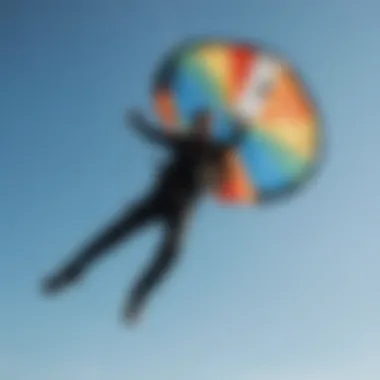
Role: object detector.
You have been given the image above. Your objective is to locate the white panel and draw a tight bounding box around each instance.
[234,54,281,122]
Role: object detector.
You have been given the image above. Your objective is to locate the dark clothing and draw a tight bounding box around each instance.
[137,117,243,207]
[153,141,225,205]
[42,115,244,322]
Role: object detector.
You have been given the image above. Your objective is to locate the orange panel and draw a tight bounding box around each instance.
[259,67,314,126]
[154,90,179,128]
[218,152,257,203]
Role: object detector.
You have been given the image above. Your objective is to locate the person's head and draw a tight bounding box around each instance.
[191,109,212,139]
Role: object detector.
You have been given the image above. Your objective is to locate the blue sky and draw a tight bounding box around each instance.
[1,0,380,379]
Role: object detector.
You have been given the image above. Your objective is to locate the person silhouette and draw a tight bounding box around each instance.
[42,108,246,322]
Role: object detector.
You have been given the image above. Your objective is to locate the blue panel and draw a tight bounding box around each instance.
[172,65,209,129]
[241,133,289,191]
[212,108,234,141]
[172,60,234,139]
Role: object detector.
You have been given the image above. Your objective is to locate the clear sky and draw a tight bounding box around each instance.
[1,0,380,379]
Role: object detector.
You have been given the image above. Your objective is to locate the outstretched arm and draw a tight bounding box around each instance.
[127,110,181,148]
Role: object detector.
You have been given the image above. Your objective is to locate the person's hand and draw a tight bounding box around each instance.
[126,109,146,127]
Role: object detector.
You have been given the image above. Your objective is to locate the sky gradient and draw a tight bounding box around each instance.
[1,0,380,379]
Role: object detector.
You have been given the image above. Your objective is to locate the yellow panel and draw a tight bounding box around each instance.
[195,45,233,104]
[255,119,318,159]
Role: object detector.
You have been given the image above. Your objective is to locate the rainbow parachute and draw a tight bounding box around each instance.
[152,39,321,204]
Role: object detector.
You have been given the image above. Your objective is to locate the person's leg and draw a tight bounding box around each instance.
[42,196,162,294]
[125,207,190,322]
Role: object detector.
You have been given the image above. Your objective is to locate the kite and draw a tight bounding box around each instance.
[153,39,321,204]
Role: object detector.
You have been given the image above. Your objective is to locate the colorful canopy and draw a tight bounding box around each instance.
[152,39,321,204]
